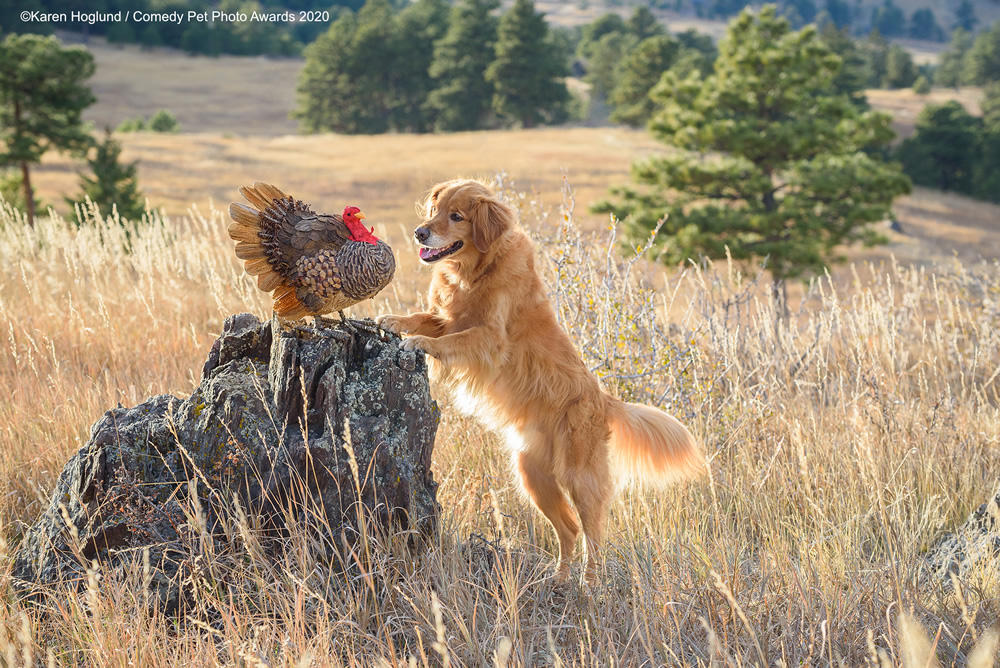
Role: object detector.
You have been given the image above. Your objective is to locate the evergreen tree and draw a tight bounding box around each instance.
[894,101,980,192]
[486,0,570,128]
[954,0,977,31]
[67,129,145,223]
[872,0,905,37]
[391,0,449,132]
[609,35,680,127]
[148,109,180,133]
[935,28,972,87]
[884,43,916,88]
[965,22,1000,85]
[427,0,500,131]
[294,12,360,133]
[139,25,162,50]
[577,12,628,59]
[912,74,931,94]
[625,6,666,41]
[595,6,910,305]
[0,34,95,227]
[674,28,718,75]
[860,30,889,87]
[824,0,851,27]
[973,83,1000,201]
[584,31,639,100]
[818,23,869,107]
[909,8,943,41]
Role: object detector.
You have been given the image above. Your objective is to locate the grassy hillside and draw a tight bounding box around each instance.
[1,179,999,663]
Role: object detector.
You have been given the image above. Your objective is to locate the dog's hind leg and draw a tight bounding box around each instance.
[561,403,615,584]
[516,447,580,581]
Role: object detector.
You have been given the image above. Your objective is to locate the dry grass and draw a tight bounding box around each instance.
[867,87,985,140]
[67,34,301,136]
[1,175,1000,665]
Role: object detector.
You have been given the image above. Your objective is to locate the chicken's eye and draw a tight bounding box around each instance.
[450,213,463,222]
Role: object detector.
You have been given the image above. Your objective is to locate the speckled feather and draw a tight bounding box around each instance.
[227,182,396,319]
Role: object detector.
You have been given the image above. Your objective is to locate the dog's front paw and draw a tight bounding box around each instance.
[376,314,405,335]
[399,335,437,357]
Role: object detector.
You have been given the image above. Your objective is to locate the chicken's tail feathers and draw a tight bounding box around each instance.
[228,182,307,317]
[607,399,705,487]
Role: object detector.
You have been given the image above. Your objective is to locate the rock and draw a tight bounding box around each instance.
[924,492,1000,585]
[11,314,439,613]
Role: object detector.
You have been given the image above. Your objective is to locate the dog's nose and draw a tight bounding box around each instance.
[414,226,430,244]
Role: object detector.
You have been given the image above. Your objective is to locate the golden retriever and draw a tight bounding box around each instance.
[377,179,703,582]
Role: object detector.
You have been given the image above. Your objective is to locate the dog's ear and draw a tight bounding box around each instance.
[470,196,514,253]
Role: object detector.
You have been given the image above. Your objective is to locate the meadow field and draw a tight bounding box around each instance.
[4,33,1000,666]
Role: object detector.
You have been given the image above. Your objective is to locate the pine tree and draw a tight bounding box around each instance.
[486,0,571,128]
[818,23,869,107]
[0,34,95,227]
[965,22,1000,85]
[294,12,360,133]
[625,6,666,41]
[67,129,145,224]
[427,0,500,131]
[577,13,628,60]
[884,43,916,88]
[584,31,639,100]
[935,28,972,87]
[609,35,680,127]
[391,0,449,132]
[894,101,981,193]
[595,6,910,306]
[973,83,1000,202]
[954,0,977,31]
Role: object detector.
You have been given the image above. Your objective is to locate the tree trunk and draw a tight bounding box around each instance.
[13,101,35,228]
[20,160,35,228]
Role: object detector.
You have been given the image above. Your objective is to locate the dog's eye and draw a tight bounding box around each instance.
[450,213,463,222]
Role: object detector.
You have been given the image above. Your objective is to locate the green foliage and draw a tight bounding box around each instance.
[859,30,889,87]
[912,74,931,94]
[148,109,180,133]
[0,170,44,218]
[596,6,910,285]
[625,6,666,41]
[965,22,1000,85]
[954,0,977,31]
[117,117,147,133]
[895,101,980,192]
[67,129,145,224]
[674,28,718,75]
[577,12,627,59]
[486,0,570,128]
[139,25,163,50]
[0,33,95,227]
[818,23,869,107]
[824,0,852,28]
[982,81,1000,129]
[908,8,944,41]
[871,0,905,37]
[584,31,639,100]
[295,0,454,133]
[426,0,499,131]
[935,28,972,87]
[609,35,681,127]
[884,44,917,88]
[391,0,449,132]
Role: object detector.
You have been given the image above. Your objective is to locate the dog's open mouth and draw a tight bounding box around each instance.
[418,241,463,263]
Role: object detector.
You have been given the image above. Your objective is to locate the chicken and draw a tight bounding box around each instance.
[227,182,395,323]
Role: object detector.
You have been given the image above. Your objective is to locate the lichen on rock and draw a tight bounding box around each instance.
[11,314,440,613]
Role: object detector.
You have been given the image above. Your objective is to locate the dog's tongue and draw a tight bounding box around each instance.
[419,247,436,261]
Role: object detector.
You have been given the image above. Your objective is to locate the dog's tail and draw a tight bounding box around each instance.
[607,399,704,486]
